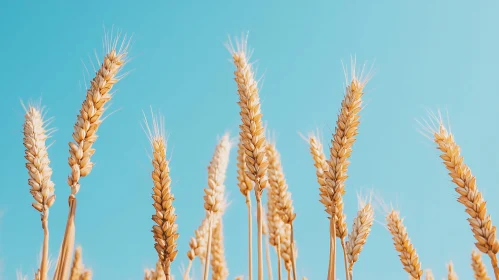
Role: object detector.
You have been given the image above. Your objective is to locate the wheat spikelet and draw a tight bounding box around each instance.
[472,250,491,280]
[386,210,423,279]
[78,270,92,280]
[346,195,374,276]
[431,120,499,275]
[211,217,229,280]
[447,262,458,280]
[144,112,179,278]
[234,276,244,280]
[69,247,82,280]
[22,103,55,280]
[424,269,434,280]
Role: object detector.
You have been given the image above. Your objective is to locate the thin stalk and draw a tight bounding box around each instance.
[265,236,273,280]
[256,196,263,280]
[340,238,349,280]
[287,270,291,280]
[290,223,297,280]
[166,266,171,280]
[327,217,333,280]
[40,215,49,280]
[277,236,282,280]
[489,253,499,280]
[183,259,192,280]
[247,194,253,280]
[203,216,214,280]
[53,195,77,280]
[331,215,336,280]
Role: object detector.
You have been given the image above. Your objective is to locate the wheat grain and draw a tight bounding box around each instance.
[431,120,499,277]
[22,104,55,280]
[346,196,374,278]
[386,210,423,280]
[472,250,491,280]
[144,112,179,279]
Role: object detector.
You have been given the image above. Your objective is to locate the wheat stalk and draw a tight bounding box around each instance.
[346,195,374,279]
[447,262,458,280]
[386,209,423,280]
[144,112,179,279]
[54,34,129,280]
[472,250,491,280]
[324,64,369,280]
[228,34,268,280]
[22,104,55,280]
[262,208,273,280]
[237,137,254,280]
[430,119,499,278]
[211,217,229,280]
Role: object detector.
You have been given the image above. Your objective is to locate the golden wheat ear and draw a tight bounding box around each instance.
[143,110,179,279]
[22,101,55,280]
[53,32,130,280]
[420,110,499,278]
[472,250,491,280]
[385,209,423,280]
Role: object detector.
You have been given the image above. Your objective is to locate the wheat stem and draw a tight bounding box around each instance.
[53,196,76,280]
[183,260,192,280]
[277,236,282,280]
[204,217,214,280]
[265,234,273,280]
[247,194,253,280]
[290,224,297,280]
[331,216,336,280]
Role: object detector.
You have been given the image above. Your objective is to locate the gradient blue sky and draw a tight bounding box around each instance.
[2,1,499,279]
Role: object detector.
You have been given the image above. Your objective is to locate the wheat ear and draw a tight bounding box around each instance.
[54,35,128,280]
[22,104,55,280]
[237,137,254,280]
[472,250,491,280]
[228,35,268,280]
[346,196,374,279]
[325,65,369,280]
[144,112,179,279]
[386,210,423,280]
[78,271,92,280]
[447,262,458,280]
[69,247,82,280]
[203,135,231,280]
[431,121,499,278]
[424,269,434,280]
[266,142,297,280]
[211,216,229,280]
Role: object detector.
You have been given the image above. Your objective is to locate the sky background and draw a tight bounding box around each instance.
[1,0,499,279]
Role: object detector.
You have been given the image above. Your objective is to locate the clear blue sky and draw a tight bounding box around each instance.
[1,1,499,279]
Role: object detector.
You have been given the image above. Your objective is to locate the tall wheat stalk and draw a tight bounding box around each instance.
[324,64,369,280]
[430,118,499,278]
[228,35,268,280]
[22,104,55,280]
[386,209,423,280]
[237,138,254,280]
[202,135,231,280]
[53,34,128,280]
[144,112,179,279]
[262,208,273,280]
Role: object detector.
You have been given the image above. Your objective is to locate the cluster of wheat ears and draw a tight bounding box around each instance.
[19,32,499,280]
